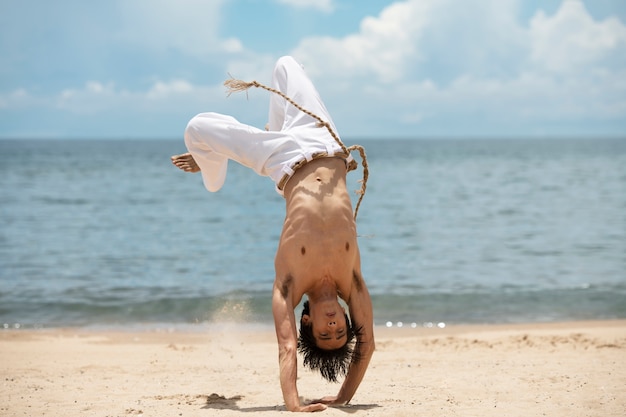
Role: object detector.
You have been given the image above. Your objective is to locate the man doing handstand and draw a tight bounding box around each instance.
[171,56,374,412]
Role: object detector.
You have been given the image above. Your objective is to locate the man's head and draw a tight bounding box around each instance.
[297,299,361,382]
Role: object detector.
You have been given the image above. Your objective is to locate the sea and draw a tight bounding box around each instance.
[1,138,625,330]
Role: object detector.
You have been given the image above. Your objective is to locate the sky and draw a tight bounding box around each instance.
[1,0,625,140]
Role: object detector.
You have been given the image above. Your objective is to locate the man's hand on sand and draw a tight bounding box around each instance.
[292,403,327,412]
[310,396,347,407]
[171,153,200,173]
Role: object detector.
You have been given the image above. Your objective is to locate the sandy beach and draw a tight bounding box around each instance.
[1,320,625,416]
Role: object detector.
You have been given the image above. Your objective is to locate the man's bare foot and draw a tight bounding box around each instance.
[171,152,201,173]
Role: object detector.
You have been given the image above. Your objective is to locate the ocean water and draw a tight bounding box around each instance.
[1,138,625,329]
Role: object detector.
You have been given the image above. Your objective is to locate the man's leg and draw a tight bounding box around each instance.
[181,112,295,192]
[173,56,342,193]
[267,56,339,136]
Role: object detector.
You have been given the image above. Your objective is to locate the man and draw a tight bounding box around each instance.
[171,56,374,412]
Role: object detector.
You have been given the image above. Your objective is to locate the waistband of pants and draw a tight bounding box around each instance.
[276,149,357,192]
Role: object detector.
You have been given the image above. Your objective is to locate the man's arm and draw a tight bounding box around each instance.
[272,283,327,412]
[314,270,375,406]
[336,273,375,404]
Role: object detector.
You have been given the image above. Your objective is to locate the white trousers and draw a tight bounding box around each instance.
[184,56,344,195]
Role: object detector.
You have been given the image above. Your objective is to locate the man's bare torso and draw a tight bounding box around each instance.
[274,157,359,305]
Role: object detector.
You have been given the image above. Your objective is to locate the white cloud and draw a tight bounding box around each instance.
[275,0,334,13]
[28,76,264,123]
[57,82,121,114]
[530,0,626,72]
[289,0,626,136]
[1,0,624,139]
[292,0,432,82]
[221,38,244,54]
[147,80,194,99]
[0,89,31,110]
[116,0,240,57]
[292,0,532,83]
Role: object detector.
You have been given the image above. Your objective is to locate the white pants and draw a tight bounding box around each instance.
[184,56,344,195]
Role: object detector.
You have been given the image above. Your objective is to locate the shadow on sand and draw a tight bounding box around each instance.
[200,393,380,413]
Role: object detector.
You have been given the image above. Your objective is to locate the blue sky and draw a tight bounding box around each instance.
[1,0,625,139]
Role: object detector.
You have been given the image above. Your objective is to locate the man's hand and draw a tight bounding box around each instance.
[310,396,346,406]
[290,403,327,412]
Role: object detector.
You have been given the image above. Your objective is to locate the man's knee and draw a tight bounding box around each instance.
[275,55,297,67]
[185,112,227,137]
[184,113,215,148]
[274,56,303,78]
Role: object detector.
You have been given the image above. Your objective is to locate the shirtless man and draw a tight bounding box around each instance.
[171,56,374,412]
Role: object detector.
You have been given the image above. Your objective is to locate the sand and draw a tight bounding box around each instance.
[1,320,625,416]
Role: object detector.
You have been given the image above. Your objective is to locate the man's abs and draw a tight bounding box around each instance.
[276,158,358,290]
[282,157,356,238]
